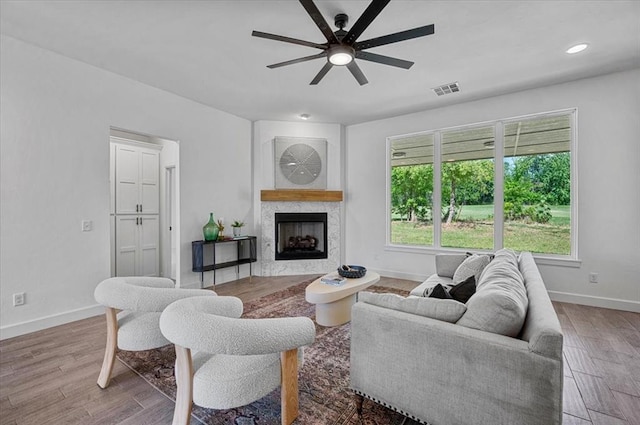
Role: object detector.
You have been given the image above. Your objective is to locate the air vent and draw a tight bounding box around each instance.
[432,82,460,96]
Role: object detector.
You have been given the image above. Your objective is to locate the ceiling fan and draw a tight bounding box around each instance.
[252,0,435,86]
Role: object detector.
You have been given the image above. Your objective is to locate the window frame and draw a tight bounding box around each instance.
[386,108,579,265]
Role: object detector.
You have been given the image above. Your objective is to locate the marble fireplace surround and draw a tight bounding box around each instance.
[260,190,343,276]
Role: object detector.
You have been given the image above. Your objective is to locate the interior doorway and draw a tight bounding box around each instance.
[109,128,180,285]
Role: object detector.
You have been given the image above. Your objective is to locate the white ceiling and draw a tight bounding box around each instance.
[1,0,639,125]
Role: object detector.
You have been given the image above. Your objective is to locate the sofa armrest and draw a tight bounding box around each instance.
[435,253,468,278]
[518,252,564,358]
[350,302,562,425]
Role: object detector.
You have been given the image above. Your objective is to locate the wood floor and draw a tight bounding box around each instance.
[1,275,639,425]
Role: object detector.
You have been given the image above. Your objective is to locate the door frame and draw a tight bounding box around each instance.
[164,165,177,280]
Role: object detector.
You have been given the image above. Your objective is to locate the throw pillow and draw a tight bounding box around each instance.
[359,292,467,323]
[452,253,491,285]
[428,284,453,299]
[449,275,476,303]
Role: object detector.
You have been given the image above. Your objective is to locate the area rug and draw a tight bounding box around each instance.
[117,278,416,425]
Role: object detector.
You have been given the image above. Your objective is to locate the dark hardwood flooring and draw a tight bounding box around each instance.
[0,275,638,425]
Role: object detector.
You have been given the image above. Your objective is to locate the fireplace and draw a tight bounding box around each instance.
[261,200,340,275]
[275,212,328,260]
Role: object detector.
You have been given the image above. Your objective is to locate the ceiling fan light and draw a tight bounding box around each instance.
[328,45,354,66]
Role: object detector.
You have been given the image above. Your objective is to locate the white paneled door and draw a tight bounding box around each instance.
[112,139,161,277]
[115,215,159,277]
[115,143,159,215]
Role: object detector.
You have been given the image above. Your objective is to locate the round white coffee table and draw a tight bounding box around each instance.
[305,271,380,326]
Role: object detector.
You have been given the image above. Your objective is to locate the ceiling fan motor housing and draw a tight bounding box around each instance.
[334,13,348,30]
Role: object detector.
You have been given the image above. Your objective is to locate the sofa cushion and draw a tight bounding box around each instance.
[456,249,528,337]
[449,275,476,303]
[435,253,469,278]
[452,254,492,284]
[359,292,467,323]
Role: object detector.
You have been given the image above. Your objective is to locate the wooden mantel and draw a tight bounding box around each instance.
[261,189,343,202]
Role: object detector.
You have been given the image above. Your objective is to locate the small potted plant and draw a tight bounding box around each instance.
[216,219,225,240]
[231,220,244,237]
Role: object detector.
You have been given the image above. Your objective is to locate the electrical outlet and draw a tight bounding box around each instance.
[589,272,599,283]
[82,220,92,232]
[13,292,25,306]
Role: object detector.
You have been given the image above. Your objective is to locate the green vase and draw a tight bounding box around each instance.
[203,213,219,241]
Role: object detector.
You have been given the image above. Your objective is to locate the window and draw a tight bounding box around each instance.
[390,133,434,246]
[441,125,495,250]
[502,114,571,255]
[389,110,574,257]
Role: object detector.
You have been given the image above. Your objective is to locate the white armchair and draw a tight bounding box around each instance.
[93,276,217,388]
[159,296,316,425]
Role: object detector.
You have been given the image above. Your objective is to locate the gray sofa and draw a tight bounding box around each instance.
[350,250,563,425]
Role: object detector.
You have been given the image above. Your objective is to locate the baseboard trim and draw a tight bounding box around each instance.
[177,280,204,289]
[0,304,105,341]
[370,268,425,283]
[544,291,639,313]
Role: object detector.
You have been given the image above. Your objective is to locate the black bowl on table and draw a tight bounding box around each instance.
[337,265,367,279]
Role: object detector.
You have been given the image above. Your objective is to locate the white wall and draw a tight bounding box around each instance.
[252,120,345,273]
[345,69,640,312]
[0,35,253,339]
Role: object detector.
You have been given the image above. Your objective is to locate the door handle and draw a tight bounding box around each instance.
[136,204,139,212]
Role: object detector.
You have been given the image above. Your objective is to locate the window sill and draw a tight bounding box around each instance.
[384,244,581,268]
[533,255,581,268]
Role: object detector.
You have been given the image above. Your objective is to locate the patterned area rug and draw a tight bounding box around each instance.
[117,278,417,425]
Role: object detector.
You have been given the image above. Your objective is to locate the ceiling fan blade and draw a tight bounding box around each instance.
[252,30,326,50]
[346,61,369,86]
[310,62,333,85]
[354,24,435,50]
[267,52,327,69]
[342,0,391,46]
[299,0,339,44]
[356,51,413,69]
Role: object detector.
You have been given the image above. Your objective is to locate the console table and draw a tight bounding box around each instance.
[191,236,257,288]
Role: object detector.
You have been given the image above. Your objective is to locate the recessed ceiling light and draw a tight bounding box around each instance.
[299,114,310,120]
[566,43,588,54]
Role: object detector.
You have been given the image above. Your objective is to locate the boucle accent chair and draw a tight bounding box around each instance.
[93,276,217,388]
[159,296,316,425]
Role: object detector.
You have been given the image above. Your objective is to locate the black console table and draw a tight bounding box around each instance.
[192,236,257,288]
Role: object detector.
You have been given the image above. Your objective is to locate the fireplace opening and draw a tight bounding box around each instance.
[275,212,328,260]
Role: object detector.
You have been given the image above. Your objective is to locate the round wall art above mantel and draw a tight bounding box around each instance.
[274,137,327,189]
[279,143,322,185]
